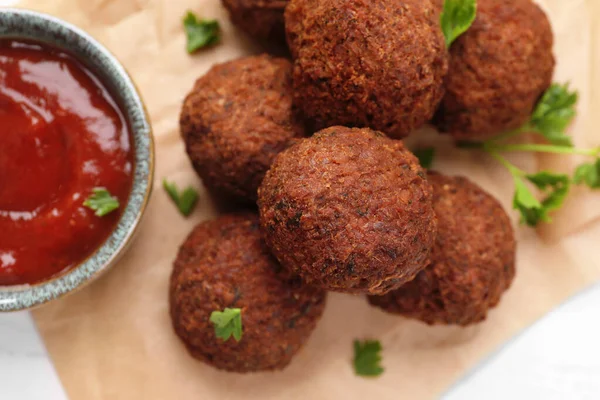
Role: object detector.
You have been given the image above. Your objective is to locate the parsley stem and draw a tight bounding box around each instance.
[489,152,525,177]
[488,144,600,157]
[488,124,530,143]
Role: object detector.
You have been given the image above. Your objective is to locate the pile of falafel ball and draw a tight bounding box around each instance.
[170,0,554,373]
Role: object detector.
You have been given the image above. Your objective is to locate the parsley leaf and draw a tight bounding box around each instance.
[440,0,477,48]
[210,308,243,342]
[163,179,199,217]
[529,83,578,146]
[353,340,384,377]
[413,148,435,169]
[513,172,570,226]
[513,177,543,227]
[83,187,120,217]
[183,11,220,54]
[527,172,571,217]
[573,159,600,189]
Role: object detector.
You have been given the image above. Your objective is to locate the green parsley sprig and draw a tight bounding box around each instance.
[440,0,477,48]
[527,83,578,146]
[574,159,600,188]
[183,11,220,54]
[459,83,600,226]
[83,188,120,217]
[210,308,243,342]
[163,179,199,217]
[353,340,384,377]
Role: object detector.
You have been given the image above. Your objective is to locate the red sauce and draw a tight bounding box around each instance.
[0,39,133,286]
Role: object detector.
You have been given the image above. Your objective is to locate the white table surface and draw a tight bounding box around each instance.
[2,285,600,399]
[0,312,67,400]
[445,284,600,400]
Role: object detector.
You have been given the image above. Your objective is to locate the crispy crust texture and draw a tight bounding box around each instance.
[368,172,516,326]
[285,0,448,138]
[433,0,555,139]
[169,213,327,372]
[221,0,288,42]
[180,55,304,202]
[258,127,437,295]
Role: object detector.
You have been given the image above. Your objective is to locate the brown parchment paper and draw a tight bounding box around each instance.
[9,0,598,398]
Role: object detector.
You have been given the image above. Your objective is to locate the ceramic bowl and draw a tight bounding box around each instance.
[0,8,154,311]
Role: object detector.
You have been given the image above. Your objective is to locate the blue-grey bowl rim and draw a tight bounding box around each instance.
[0,8,155,312]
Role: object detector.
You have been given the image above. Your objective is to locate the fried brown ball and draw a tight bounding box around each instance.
[258,126,437,295]
[221,0,288,43]
[433,0,555,140]
[285,0,448,139]
[431,0,444,10]
[180,55,304,202]
[170,213,327,372]
[368,172,516,326]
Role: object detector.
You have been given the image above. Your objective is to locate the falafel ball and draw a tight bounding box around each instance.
[221,0,288,43]
[258,126,437,295]
[285,0,448,139]
[433,0,555,140]
[368,172,516,326]
[170,213,327,372]
[180,55,304,202]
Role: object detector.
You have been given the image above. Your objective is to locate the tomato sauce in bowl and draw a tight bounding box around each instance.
[0,39,133,286]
